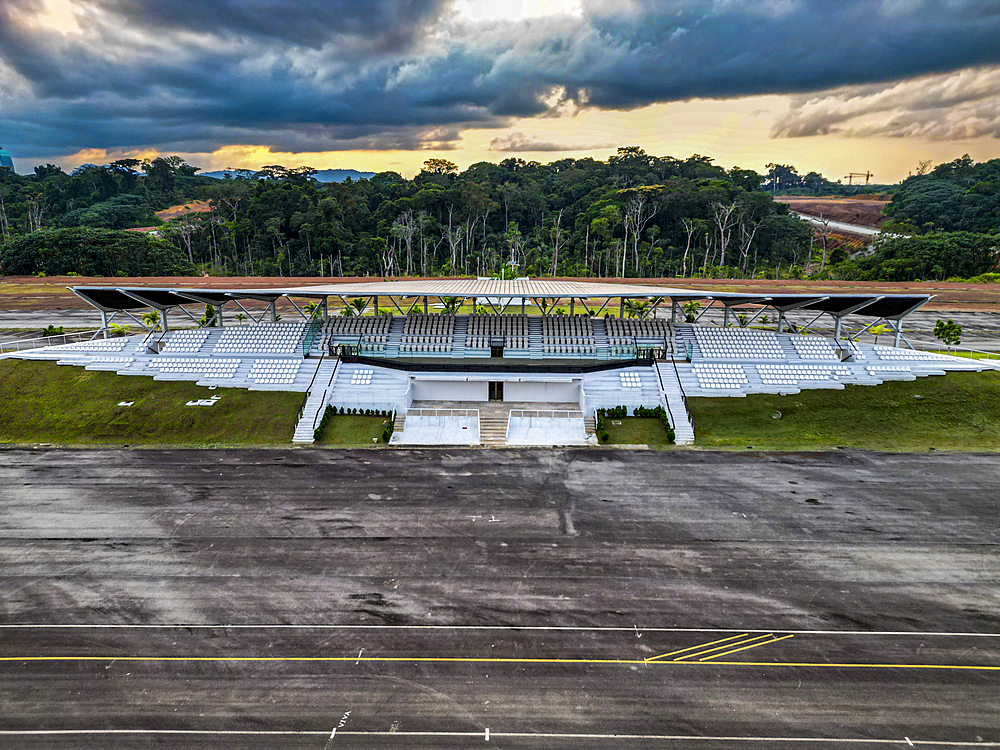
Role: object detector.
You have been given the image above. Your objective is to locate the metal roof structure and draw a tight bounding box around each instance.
[71,280,933,322]
[278,279,697,298]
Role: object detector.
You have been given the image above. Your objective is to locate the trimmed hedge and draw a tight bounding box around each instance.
[596,404,675,444]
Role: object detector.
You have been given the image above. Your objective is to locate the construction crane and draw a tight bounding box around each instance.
[844,171,873,185]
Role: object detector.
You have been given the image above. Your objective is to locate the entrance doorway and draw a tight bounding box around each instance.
[488,381,504,401]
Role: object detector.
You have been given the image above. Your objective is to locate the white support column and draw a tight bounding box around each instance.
[834,316,842,341]
[619,298,625,318]
[570,298,575,316]
[671,299,679,324]
[893,319,902,348]
[321,298,328,321]
[724,305,730,328]
[100,310,109,339]
[269,299,277,322]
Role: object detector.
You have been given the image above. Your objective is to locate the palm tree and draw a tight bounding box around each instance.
[625,299,650,319]
[304,301,320,319]
[235,313,247,325]
[349,298,368,316]
[141,310,161,329]
[441,297,463,314]
[682,300,701,323]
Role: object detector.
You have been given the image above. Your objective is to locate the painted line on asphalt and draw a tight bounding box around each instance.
[2,625,1000,637]
[2,655,999,671]
[0,730,997,745]
[700,634,795,661]
[647,633,749,661]
[674,634,774,661]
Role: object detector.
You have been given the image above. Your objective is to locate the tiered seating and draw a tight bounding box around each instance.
[756,364,852,386]
[350,368,374,386]
[606,317,669,345]
[147,358,241,379]
[873,346,952,361]
[542,315,594,355]
[867,365,912,374]
[88,356,134,366]
[791,335,839,360]
[47,338,128,352]
[248,359,301,385]
[318,315,392,350]
[161,329,209,354]
[401,313,454,353]
[694,328,784,359]
[213,322,306,354]
[466,313,528,350]
[619,371,643,389]
[692,363,749,389]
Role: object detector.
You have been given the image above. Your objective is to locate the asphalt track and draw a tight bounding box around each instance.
[1,448,999,748]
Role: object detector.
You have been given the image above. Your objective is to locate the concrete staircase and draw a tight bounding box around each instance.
[655,362,695,445]
[292,358,340,443]
[478,407,510,446]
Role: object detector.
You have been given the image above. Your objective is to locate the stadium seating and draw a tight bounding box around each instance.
[542,315,594,356]
[756,364,852,386]
[692,363,750,389]
[248,359,302,385]
[213,322,306,354]
[693,328,784,359]
[606,317,669,345]
[790,335,840,360]
[873,345,953,361]
[147,358,241,379]
[161,329,209,354]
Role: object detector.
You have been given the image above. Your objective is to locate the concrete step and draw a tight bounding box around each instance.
[478,413,510,446]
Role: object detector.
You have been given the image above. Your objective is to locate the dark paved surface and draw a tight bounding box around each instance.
[1,448,999,748]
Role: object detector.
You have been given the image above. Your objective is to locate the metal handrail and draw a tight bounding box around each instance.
[0,328,105,354]
[296,351,325,426]
[408,408,479,418]
[907,339,1000,368]
[669,351,695,432]
[509,409,583,419]
[311,356,342,431]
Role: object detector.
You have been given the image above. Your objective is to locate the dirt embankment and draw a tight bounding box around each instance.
[777,197,890,229]
[155,200,213,221]
[2,275,1000,313]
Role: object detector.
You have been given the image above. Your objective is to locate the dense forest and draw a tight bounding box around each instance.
[0,150,997,282]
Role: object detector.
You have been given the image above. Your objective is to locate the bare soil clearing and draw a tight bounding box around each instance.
[777,197,890,229]
[1,275,998,312]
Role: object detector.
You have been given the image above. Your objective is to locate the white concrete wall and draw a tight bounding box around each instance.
[411,379,489,402]
[504,380,581,403]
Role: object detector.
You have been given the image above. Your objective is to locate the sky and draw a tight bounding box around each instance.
[1,0,999,182]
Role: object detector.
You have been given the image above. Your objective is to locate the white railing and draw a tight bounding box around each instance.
[0,329,104,354]
[908,340,1000,369]
[508,409,583,419]
[408,408,479,418]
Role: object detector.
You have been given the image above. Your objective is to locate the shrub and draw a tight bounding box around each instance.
[313,404,334,441]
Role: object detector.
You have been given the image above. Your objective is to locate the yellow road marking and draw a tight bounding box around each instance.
[1,655,999,671]
[700,634,795,661]
[646,633,749,661]
[674,634,774,661]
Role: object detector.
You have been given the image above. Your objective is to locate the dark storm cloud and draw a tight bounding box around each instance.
[2,0,1000,160]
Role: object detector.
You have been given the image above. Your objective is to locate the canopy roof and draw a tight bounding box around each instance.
[72,279,932,320]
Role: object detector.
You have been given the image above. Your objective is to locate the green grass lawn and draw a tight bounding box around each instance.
[0,359,302,446]
[602,416,675,448]
[315,413,391,446]
[689,370,1000,451]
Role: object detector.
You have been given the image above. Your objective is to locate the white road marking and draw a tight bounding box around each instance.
[485,727,490,741]
[356,649,364,664]
[0,730,996,745]
[907,739,914,747]
[1,624,999,637]
[329,728,336,739]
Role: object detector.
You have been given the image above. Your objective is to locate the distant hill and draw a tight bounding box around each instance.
[202,168,375,182]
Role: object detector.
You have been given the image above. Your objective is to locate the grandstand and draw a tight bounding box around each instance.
[2,278,991,447]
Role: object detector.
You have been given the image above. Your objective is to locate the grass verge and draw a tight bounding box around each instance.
[689,370,1000,451]
[315,414,390,446]
[0,358,301,445]
[602,416,674,448]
